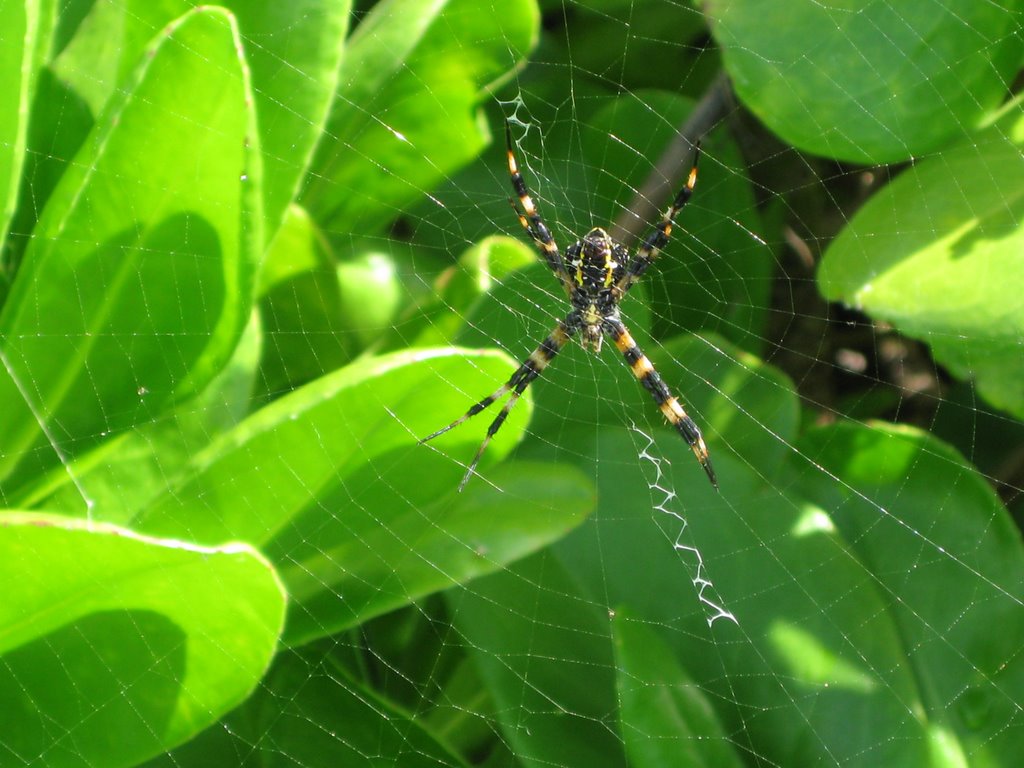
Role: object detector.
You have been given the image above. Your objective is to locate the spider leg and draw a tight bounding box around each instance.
[616,142,700,296]
[505,122,571,294]
[421,318,577,491]
[603,318,717,488]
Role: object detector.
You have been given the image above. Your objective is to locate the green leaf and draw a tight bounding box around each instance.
[649,333,799,480]
[546,428,934,767]
[516,329,1007,765]
[4,68,93,283]
[51,0,349,239]
[228,0,350,235]
[257,204,354,395]
[13,313,263,524]
[0,511,285,768]
[260,650,471,767]
[449,551,628,768]
[50,0,183,117]
[281,459,594,645]
[707,0,1024,162]
[146,645,473,767]
[0,1,41,258]
[257,203,325,296]
[796,421,1024,766]
[533,407,1023,764]
[613,611,744,768]
[402,235,538,350]
[258,208,401,393]
[303,0,539,234]
[0,7,261,490]
[818,112,1024,419]
[133,348,594,644]
[1,0,58,285]
[134,348,528,542]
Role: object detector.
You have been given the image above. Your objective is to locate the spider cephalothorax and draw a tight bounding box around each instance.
[422,122,715,492]
[566,227,628,352]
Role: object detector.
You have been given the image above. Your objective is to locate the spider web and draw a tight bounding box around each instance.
[1,1,1022,767]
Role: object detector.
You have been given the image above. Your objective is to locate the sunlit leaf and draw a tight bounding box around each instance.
[819,112,1024,418]
[303,0,539,233]
[0,0,46,260]
[0,8,260,491]
[708,0,1023,162]
[0,512,285,768]
[797,421,1024,765]
[401,235,538,350]
[13,314,263,524]
[134,348,594,644]
[51,0,349,238]
[257,204,353,395]
[613,610,744,768]
[450,551,629,767]
[281,459,594,645]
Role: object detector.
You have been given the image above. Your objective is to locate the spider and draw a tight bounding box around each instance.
[422,122,716,492]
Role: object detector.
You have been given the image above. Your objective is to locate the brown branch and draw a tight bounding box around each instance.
[611,71,734,243]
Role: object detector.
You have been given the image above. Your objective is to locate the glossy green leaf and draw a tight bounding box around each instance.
[134,348,528,543]
[819,113,1024,419]
[133,348,594,644]
[228,0,349,236]
[281,459,594,645]
[449,551,628,768]
[4,70,92,280]
[51,0,181,116]
[258,650,470,767]
[303,0,539,233]
[13,313,263,524]
[545,428,933,767]
[257,204,323,296]
[405,235,538,347]
[257,204,353,395]
[0,511,285,768]
[261,204,406,356]
[0,8,260,491]
[707,0,1024,163]
[796,421,1024,765]
[0,1,37,257]
[649,332,799,480]
[52,0,348,239]
[146,645,473,768]
[1,0,57,284]
[613,611,744,768]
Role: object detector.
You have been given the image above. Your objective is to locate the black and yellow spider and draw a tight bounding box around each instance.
[423,122,716,492]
